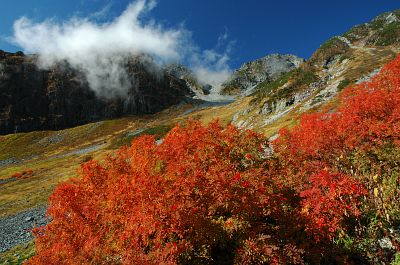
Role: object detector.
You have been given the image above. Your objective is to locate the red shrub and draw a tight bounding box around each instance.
[27,121,303,264]
[27,55,400,264]
[300,170,366,241]
[11,172,22,178]
[11,169,34,179]
[277,55,400,162]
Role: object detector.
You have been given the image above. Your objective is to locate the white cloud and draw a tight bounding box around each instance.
[191,50,231,87]
[11,0,232,98]
[217,27,229,48]
[188,30,234,100]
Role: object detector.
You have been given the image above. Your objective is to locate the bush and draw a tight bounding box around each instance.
[11,169,34,179]
[27,55,400,264]
[28,121,312,264]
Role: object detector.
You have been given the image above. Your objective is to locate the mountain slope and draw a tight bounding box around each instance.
[1,8,400,263]
[221,54,304,95]
[229,9,400,135]
[0,51,192,135]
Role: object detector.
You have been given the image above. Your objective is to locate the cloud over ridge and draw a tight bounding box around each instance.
[11,0,232,97]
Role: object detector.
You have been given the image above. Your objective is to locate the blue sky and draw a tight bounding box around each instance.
[0,0,399,68]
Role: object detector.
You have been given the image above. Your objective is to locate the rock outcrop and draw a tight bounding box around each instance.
[0,51,191,135]
[221,54,304,95]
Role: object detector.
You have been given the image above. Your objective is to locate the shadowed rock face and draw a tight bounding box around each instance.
[0,51,191,135]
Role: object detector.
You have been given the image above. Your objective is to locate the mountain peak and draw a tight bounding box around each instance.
[221,54,304,95]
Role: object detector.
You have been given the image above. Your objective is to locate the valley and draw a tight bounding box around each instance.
[1,7,400,265]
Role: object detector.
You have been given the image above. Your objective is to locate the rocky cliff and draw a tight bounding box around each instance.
[0,51,191,135]
[221,54,304,95]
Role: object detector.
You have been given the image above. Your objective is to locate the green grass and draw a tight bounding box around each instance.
[342,12,400,46]
[0,132,49,160]
[251,70,294,96]
[138,125,172,139]
[376,22,400,46]
[392,253,400,265]
[251,68,317,105]
[370,17,386,30]
[337,78,353,91]
[0,118,134,161]
[343,24,370,42]
[318,37,342,51]
[0,156,78,218]
[291,68,318,87]
[0,241,35,264]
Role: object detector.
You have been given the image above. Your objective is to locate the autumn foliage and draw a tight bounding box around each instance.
[276,54,400,262]
[11,169,34,179]
[28,122,301,264]
[27,55,400,264]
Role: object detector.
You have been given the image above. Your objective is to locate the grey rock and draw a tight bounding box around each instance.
[356,68,381,84]
[0,177,17,185]
[260,102,272,115]
[0,206,49,253]
[0,158,19,168]
[24,216,34,222]
[126,129,145,138]
[221,54,304,94]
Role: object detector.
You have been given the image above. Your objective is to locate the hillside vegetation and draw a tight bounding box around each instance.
[26,55,400,264]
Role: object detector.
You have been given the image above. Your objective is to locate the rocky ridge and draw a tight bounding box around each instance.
[230,10,400,133]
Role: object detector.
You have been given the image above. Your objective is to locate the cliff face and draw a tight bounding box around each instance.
[0,51,191,135]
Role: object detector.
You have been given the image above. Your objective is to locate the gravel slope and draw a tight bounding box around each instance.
[0,206,48,252]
